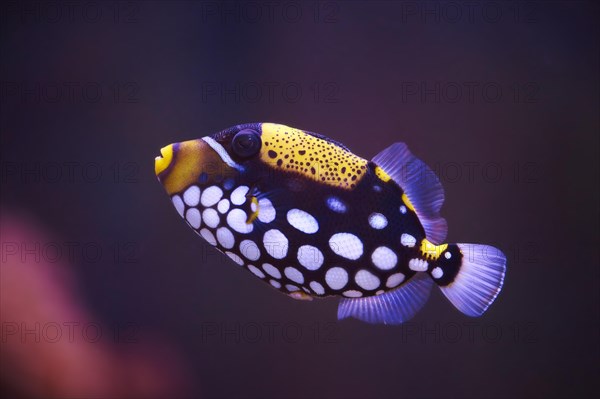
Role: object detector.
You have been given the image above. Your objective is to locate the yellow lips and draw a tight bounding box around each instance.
[154,139,238,196]
[155,144,174,176]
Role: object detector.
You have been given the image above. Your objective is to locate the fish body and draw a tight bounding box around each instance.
[155,123,506,324]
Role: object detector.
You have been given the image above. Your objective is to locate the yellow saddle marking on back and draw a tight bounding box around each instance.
[259,123,368,190]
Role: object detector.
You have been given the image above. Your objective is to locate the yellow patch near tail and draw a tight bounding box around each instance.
[420,238,448,261]
[259,123,368,190]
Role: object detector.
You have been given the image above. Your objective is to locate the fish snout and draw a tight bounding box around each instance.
[155,144,175,179]
[154,138,237,196]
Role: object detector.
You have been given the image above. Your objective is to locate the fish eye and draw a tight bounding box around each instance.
[231,129,261,157]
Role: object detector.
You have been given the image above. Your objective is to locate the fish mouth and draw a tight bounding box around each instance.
[155,138,238,195]
[154,144,174,177]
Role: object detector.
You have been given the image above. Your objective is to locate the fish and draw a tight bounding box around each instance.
[155,123,506,324]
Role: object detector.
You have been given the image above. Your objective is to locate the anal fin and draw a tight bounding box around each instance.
[337,273,433,325]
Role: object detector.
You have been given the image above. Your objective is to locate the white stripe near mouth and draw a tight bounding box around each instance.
[201,136,244,171]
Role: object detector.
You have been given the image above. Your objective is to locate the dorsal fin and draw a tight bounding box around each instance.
[372,143,447,244]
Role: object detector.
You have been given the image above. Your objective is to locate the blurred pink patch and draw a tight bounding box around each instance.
[0,210,193,398]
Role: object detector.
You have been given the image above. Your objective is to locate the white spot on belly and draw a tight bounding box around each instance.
[185,208,201,229]
[217,199,230,214]
[326,196,347,213]
[325,267,348,290]
[284,267,304,284]
[368,213,388,229]
[199,228,217,246]
[172,195,185,217]
[431,267,444,279]
[201,186,223,207]
[287,209,319,234]
[225,251,244,266]
[386,272,405,288]
[297,245,324,270]
[263,229,288,259]
[240,239,260,261]
[309,281,325,295]
[371,247,398,270]
[183,186,201,207]
[408,258,428,272]
[269,279,281,289]
[227,208,253,234]
[355,270,381,291]
[247,265,265,278]
[401,233,416,247]
[285,284,299,292]
[343,290,363,298]
[329,233,364,260]
[216,226,235,249]
[257,198,276,223]
[230,186,249,205]
[262,263,281,279]
[202,208,220,228]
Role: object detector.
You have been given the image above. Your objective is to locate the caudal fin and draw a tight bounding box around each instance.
[432,243,506,317]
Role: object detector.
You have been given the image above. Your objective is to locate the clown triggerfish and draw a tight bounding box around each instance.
[155,123,506,324]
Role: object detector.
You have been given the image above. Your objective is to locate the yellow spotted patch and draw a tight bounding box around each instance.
[259,123,368,189]
[420,238,448,261]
